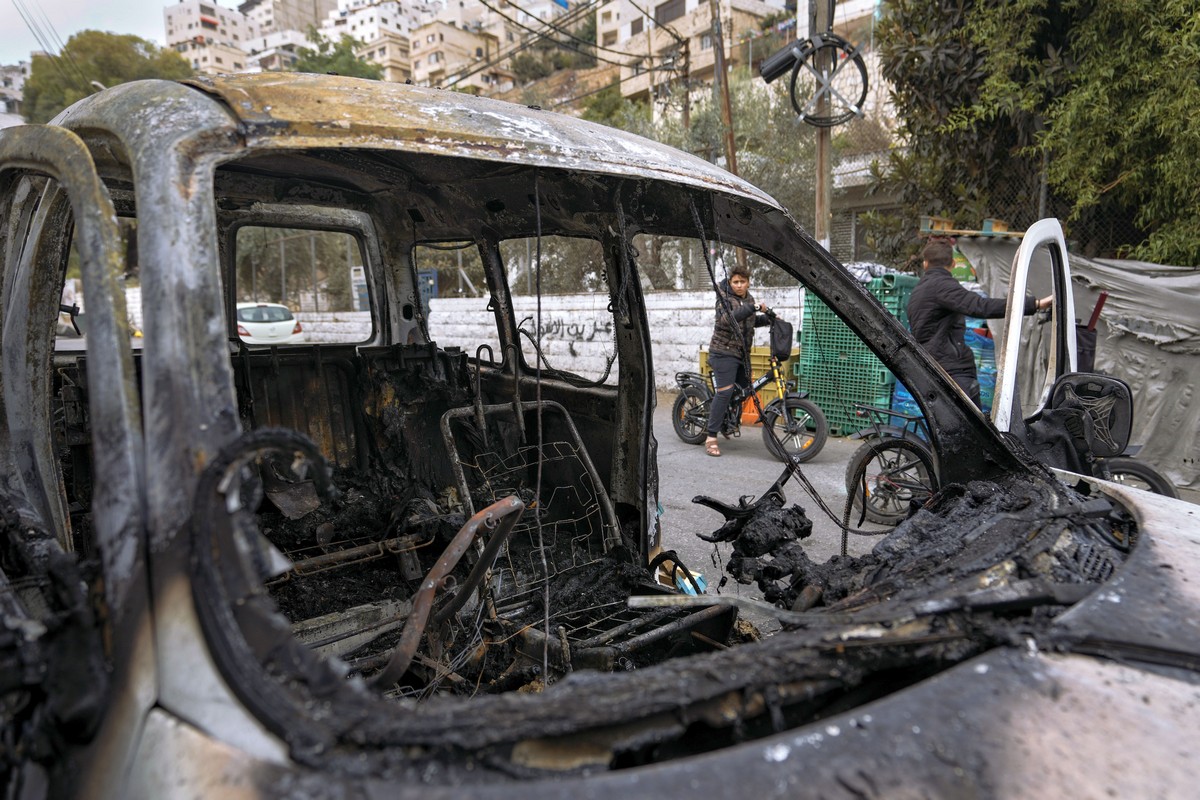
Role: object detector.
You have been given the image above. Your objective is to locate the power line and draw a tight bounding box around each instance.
[550,70,654,109]
[13,0,95,95]
[450,0,687,96]
[474,0,632,69]
[12,0,91,97]
[444,0,601,87]
[29,0,93,92]
[443,6,572,86]
[506,0,647,60]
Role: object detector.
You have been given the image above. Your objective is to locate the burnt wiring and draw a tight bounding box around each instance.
[685,196,900,542]
[514,321,617,387]
[532,173,551,685]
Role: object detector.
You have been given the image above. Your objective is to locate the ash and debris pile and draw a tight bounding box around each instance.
[248,454,712,698]
[705,478,1133,617]
[519,548,650,621]
[262,474,468,622]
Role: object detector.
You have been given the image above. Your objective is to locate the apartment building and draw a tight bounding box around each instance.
[409,19,507,90]
[240,0,340,35]
[319,0,441,82]
[242,28,309,71]
[164,0,257,73]
[0,62,28,118]
[596,0,641,48]
[603,0,786,105]
[411,0,586,91]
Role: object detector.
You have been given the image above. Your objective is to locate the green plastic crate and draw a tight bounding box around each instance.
[803,377,896,437]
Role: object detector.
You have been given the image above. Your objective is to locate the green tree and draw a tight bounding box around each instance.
[580,82,650,129]
[1037,0,1200,264]
[572,12,598,69]
[23,31,192,123]
[871,0,1044,259]
[671,68,818,242]
[509,13,599,86]
[876,0,1200,264]
[290,28,382,79]
[622,68,820,288]
[235,226,358,311]
[511,52,553,84]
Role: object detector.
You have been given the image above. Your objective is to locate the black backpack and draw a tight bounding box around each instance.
[769,316,794,363]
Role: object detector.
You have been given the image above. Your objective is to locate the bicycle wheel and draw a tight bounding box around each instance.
[672,387,710,445]
[844,437,938,526]
[1101,457,1179,499]
[762,397,828,464]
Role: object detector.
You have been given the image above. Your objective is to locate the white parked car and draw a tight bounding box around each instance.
[235,301,305,344]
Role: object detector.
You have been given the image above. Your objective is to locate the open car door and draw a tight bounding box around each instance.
[992,219,1138,475]
[991,218,1078,433]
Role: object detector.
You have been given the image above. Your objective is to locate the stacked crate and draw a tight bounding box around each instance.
[797,275,918,435]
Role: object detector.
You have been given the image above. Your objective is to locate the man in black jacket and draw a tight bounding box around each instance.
[907,239,1052,408]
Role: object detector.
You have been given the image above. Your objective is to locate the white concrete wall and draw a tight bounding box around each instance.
[429,288,806,391]
[294,311,374,343]
[125,287,807,390]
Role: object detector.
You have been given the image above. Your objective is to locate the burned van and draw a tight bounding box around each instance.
[2,74,1198,798]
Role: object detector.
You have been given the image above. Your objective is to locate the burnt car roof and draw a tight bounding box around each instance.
[163,73,778,207]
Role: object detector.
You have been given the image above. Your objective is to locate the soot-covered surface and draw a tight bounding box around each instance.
[257,461,721,696]
[716,478,1131,616]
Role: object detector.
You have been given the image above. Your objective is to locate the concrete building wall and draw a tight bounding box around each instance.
[165,0,257,73]
[410,20,498,87]
[420,287,805,391]
[243,28,308,70]
[239,0,339,36]
[616,0,785,102]
[126,285,804,388]
[165,0,257,48]
[356,30,413,82]
[191,287,808,390]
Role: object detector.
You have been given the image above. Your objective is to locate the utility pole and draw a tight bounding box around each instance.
[310,233,319,312]
[813,0,834,253]
[709,0,745,270]
[279,238,287,304]
[708,0,738,177]
[628,0,690,127]
[681,39,691,129]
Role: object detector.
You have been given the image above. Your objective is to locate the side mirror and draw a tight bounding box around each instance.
[1047,373,1132,458]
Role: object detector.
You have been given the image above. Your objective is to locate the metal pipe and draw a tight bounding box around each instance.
[574,607,678,649]
[431,496,524,626]
[285,532,429,576]
[472,343,494,451]
[372,496,525,689]
[611,604,731,656]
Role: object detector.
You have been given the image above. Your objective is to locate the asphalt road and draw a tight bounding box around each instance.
[652,391,885,629]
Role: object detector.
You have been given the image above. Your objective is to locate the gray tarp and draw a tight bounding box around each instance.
[956,238,1199,497]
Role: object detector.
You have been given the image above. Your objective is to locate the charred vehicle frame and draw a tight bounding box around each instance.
[2,74,1198,798]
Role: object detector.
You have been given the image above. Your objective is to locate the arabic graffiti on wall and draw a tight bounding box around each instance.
[533,317,613,342]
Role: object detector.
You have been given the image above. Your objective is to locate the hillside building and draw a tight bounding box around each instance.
[164,0,258,73]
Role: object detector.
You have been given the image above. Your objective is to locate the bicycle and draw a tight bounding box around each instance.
[844,400,1179,528]
[844,403,939,525]
[672,346,829,465]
